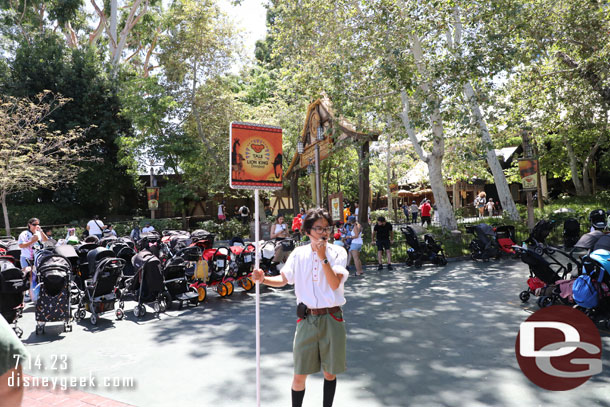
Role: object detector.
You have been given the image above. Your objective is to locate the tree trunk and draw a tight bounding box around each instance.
[1,189,10,236]
[564,137,585,195]
[110,0,118,57]
[290,172,299,214]
[385,131,392,219]
[464,82,520,220]
[400,91,457,230]
[358,141,371,226]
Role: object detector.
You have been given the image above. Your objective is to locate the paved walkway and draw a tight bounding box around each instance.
[22,375,132,407]
[15,259,610,406]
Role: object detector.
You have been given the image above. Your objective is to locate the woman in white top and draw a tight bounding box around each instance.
[271,215,290,263]
[345,216,364,276]
[270,215,290,240]
[486,198,495,217]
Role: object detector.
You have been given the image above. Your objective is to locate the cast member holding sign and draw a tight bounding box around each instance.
[252,208,348,407]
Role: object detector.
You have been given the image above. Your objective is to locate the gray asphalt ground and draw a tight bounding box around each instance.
[16,258,610,407]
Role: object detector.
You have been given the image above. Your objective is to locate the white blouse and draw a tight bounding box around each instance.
[281,243,349,308]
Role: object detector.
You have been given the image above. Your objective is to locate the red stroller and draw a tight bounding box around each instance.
[227,237,255,291]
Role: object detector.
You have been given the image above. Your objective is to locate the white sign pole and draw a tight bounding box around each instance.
[254,188,261,407]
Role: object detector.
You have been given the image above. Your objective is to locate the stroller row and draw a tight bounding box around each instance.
[0,229,301,336]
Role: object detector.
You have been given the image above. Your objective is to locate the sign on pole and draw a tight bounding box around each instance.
[230,122,283,189]
[230,122,283,407]
[328,192,344,223]
[518,159,539,191]
[146,187,159,210]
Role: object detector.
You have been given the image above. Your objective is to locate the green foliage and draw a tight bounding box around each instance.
[196,218,249,240]
[2,203,87,229]
[5,34,138,217]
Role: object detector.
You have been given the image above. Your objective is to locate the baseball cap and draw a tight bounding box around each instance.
[334,232,342,240]
[348,215,356,222]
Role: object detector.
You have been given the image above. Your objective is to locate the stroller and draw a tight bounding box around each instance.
[200,247,234,297]
[401,226,447,267]
[227,237,256,291]
[110,239,137,278]
[495,225,517,255]
[162,246,200,308]
[514,244,576,307]
[55,244,84,305]
[572,249,610,327]
[34,252,75,334]
[563,218,581,249]
[75,241,101,287]
[160,232,192,264]
[465,224,501,260]
[525,219,555,249]
[127,250,167,317]
[75,247,125,325]
[0,256,26,337]
[138,231,162,257]
[259,238,296,276]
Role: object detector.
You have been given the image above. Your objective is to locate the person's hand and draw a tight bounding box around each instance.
[252,268,264,283]
[31,234,39,242]
[314,238,327,260]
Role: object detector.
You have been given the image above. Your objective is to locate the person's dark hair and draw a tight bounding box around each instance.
[377,216,386,222]
[302,208,333,234]
[93,215,99,220]
[27,217,39,226]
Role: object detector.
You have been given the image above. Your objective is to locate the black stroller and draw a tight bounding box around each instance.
[75,241,101,287]
[110,239,137,278]
[34,252,75,334]
[162,246,200,309]
[75,247,125,325]
[127,250,167,318]
[513,244,575,307]
[525,219,556,249]
[466,224,501,260]
[138,231,162,257]
[563,218,581,249]
[401,226,447,267]
[0,256,26,337]
[55,244,84,305]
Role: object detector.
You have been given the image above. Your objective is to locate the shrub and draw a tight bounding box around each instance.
[196,218,249,240]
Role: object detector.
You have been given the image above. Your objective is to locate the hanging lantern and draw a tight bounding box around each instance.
[297,141,304,154]
[317,125,324,141]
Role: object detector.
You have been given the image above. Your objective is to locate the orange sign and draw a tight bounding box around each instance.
[230,122,283,190]
[518,159,538,191]
[146,187,159,210]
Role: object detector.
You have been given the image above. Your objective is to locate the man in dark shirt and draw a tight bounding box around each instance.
[372,216,394,270]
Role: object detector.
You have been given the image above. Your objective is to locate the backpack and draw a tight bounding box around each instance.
[241,206,249,215]
[572,274,599,308]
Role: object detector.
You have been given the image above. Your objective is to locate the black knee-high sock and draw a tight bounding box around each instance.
[292,388,305,407]
[323,379,337,407]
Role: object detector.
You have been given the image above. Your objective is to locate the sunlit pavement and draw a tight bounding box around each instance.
[16,258,610,407]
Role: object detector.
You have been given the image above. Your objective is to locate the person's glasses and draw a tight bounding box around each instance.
[31,223,39,226]
[312,226,332,233]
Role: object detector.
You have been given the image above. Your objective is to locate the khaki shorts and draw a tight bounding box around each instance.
[293,311,347,375]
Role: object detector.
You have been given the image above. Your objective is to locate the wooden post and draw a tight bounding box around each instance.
[291,172,299,213]
[359,141,371,225]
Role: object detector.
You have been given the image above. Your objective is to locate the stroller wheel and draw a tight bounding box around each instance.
[541,296,553,308]
[406,259,414,267]
[90,313,98,325]
[519,291,530,303]
[217,283,228,297]
[159,300,167,313]
[153,302,160,313]
[242,278,254,291]
[226,281,234,296]
[116,308,125,320]
[438,256,447,266]
[76,309,86,321]
[14,327,23,338]
[197,286,207,302]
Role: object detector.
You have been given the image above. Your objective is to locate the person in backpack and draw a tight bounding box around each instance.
[239,205,250,225]
[474,192,486,218]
